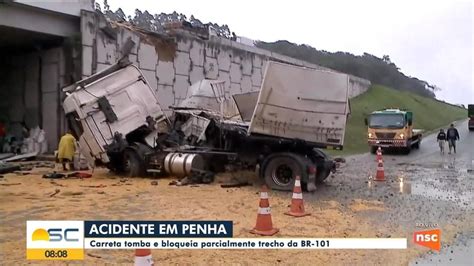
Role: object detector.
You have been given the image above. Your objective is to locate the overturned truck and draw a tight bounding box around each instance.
[62,61,351,191]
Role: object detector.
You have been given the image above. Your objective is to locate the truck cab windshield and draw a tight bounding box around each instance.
[369,114,405,129]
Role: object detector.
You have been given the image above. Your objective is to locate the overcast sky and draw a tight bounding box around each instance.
[108,0,473,106]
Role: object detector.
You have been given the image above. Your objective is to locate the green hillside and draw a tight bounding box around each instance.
[336,85,466,154]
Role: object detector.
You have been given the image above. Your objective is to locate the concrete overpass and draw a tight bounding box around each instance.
[0,1,91,152]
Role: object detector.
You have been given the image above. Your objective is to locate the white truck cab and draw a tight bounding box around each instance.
[63,62,169,167]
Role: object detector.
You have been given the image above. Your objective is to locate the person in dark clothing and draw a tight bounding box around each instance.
[436,129,447,154]
[446,124,460,154]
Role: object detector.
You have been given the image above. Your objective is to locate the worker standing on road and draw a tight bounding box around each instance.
[436,129,447,154]
[57,130,77,171]
[446,124,460,154]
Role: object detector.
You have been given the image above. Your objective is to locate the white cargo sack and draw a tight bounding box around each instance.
[29,126,41,141]
[24,137,35,153]
[73,151,89,170]
[37,129,48,154]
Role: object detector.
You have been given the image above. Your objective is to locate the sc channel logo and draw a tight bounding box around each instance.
[27,221,84,249]
[32,228,79,242]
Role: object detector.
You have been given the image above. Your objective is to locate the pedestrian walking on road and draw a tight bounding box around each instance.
[57,130,77,171]
[446,124,460,154]
[436,129,447,154]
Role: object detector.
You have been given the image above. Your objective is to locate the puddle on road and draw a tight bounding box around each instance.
[367,176,413,194]
[411,183,473,207]
[397,176,412,194]
[364,163,472,208]
[390,172,473,208]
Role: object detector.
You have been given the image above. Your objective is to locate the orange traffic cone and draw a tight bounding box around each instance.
[285,176,310,217]
[375,147,383,162]
[134,249,154,266]
[250,185,279,236]
[375,159,385,181]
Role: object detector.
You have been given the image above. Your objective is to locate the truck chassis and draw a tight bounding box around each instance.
[107,112,335,191]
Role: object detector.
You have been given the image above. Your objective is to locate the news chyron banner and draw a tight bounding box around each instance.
[27,220,407,260]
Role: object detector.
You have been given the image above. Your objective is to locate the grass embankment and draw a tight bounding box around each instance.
[332,85,467,155]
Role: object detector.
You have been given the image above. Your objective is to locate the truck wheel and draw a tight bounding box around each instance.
[402,147,411,154]
[123,149,145,177]
[107,154,125,173]
[414,140,421,149]
[263,155,303,191]
[316,161,333,184]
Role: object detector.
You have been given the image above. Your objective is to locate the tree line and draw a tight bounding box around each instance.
[96,0,235,39]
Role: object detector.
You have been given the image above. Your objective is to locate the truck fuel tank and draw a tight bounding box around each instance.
[164,153,205,178]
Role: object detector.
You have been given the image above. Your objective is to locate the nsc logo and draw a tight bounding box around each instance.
[27,221,84,260]
[413,229,441,251]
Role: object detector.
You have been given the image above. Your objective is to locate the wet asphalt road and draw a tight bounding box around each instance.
[308,119,473,264]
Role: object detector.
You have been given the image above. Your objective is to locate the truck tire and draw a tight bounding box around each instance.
[413,140,421,149]
[402,146,411,154]
[263,155,304,191]
[316,162,332,184]
[123,149,145,177]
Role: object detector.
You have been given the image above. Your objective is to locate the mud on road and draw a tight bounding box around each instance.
[328,120,474,265]
[0,121,472,265]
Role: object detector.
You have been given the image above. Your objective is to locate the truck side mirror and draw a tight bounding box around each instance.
[364,118,368,126]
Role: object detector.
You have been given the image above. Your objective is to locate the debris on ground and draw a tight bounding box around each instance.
[50,181,65,187]
[220,181,251,188]
[49,189,61,197]
[0,163,21,174]
[66,172,93,178]
[3,152,38,162]
[169,171,215,186]
[79,184,106,188]
[35,154,57,162]
[14,171,31,176]
[334,157,346,163]
[87,252,102,259]
[61,191,84,196]
[42,172,65,179]
[151,181,158,186]
[0,153,15,160]
[178,176,190,186]
[0,183,21,186]
[19,166,33,171]
[27,168,93,180]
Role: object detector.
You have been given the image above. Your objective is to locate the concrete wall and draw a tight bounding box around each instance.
[81,11,371,115]
[348,75,371,98]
